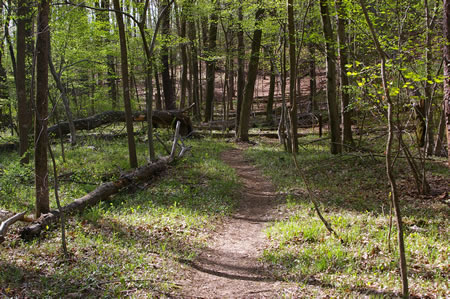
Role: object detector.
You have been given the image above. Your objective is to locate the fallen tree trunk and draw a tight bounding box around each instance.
[20,157,169,240]
[0,212,26,243]
[21,121,189,240]
[0,142,18,152]
[48,109,193,138]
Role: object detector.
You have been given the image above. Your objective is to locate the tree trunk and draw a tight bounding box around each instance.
[235,4,245,136]
[187,0,201,120]
[360,1,409,297]
[107,55,118,110]
[154,67,163,110]
[424,0,434,155]
[320,0,341,154]
[113,0,138,168]
[145,64,155,161]
[0,4,8,140]
[434,106,447,156]
[16,0,33,164]
[179,12,188,110]
[204,0,219,122]
[266,62,275,123]
[308,43,317,112]
[336,0,354,149]
[445,0,450,164]
[48,50,77,146]
[35,0,50,218]
[228,58,234,111]
[288,0,298,153]
[237,8,264,141]
[160,0,175,110]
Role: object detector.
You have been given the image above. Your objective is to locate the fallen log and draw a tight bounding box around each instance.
[0,142,18,152]
[20,157,169,240]
[21,121,189,240]
[191,131,305,139]
[48,109,193,138]
[0,212,26,243]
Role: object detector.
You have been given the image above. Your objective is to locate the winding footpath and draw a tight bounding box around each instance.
[180,147,297,298]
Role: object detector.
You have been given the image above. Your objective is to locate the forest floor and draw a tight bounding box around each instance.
[1,72,448,298]
[179,146,298,298]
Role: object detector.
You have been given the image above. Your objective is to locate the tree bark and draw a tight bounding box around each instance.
[16,0,33,164]
[187,0,201,119]
[204,0,219,122]
[160,0,175,110]
[444,0,450,164]
[35,0,50,218]
[308,43,317,112]
[288,0,298,153]
[107,55,118,110]
[424,0,434,155]
[237,7,264,141]
[145,64,155,161]
[0,3,8,138]
[179,11,188,110]
[113,0,138,168]
[320,0,341,154]
[336,0,353,149]
[434,106,447,156]
[266,62,275,123]
[235,4,245,135]
[154,67,163,110]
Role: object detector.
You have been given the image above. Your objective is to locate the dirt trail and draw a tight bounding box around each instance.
[180,147,296,298]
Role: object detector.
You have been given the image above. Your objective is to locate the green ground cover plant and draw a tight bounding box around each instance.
[244,136,449,298]
[0,137,239,297]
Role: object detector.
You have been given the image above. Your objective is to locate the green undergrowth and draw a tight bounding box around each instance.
[245,136,449,298]
[0,136,239,297]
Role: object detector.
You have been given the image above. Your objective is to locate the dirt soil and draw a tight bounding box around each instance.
[179,146,298,298]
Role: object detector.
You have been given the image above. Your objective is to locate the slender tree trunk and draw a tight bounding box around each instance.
[98,0,117,109]
[434,106,446,156]
[237,8,264,141]
[154,67,162,110]
[288,0,298,153]
[48,52,77,146]
[0,3,8,139]
[179,13,188,110]
[266,61,275,123]
[107,55,118,110]
[445,0,450,164]
[228,58,234,111]
[113,0,138,168]
[360,1,409,297]
[35,0,50,218]
[145,63,155,161]
[90,71,96,115]
[336,0,353,149]
[424,0,434,155]
[160,0,175,110]
[308,43,317,112]
[135,0,170,161]
[204,0,219,122]
[16,0,33,164]
[320,0,341,154]
[187,0,200,119]
[235,4,245,136]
